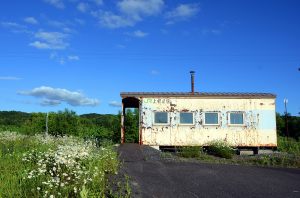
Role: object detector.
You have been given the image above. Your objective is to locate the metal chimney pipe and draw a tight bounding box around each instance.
[190,71,195,94]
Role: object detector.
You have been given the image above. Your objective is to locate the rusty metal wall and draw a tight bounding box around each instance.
[140,97,277,147]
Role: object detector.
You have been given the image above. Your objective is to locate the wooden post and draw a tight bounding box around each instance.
[121,102,125,144]
[45,112,49,136]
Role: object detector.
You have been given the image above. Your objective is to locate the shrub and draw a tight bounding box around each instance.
[179,146,202,158]
[278,136,300,155]
[206,140,234,159]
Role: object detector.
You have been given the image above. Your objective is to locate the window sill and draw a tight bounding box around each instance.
[228,124,246,127]
[179,123,195,126]
[153,123,170,126]
[203,124,221,126]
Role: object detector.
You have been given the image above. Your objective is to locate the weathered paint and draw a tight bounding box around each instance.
[139,98,277,147]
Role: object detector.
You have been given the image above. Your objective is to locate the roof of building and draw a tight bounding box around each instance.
[120,92,276,99]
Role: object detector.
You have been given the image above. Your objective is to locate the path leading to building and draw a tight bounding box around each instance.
[118,143,300,198]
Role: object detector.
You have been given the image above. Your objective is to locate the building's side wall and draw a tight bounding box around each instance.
[140,97,277,147]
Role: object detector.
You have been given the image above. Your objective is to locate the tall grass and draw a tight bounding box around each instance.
[0,132,124,197]
[179,146,202,158]
[278,136,300,155]
[206,140,235,159]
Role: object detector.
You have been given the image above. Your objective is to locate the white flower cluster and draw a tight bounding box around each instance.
[0,131,27,141]
[22,135,116,197]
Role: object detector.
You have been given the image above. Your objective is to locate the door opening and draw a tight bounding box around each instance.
[121,97,141,144]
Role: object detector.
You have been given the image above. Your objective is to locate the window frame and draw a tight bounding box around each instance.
[228,111,245,126]
[179,112,195,125]
[203,112,220,126]
[153,112,169,125]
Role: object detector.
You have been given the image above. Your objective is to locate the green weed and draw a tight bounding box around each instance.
[278,136,300,155]
[206,140,235,159]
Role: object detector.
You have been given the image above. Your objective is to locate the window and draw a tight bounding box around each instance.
[180,112,194,124]
[154,112,168,124]
[229,112,244,125]
[204,112,219,125]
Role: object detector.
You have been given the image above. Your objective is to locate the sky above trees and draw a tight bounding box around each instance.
[0,0,299,115]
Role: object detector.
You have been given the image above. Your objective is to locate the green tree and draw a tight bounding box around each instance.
[48,109,78,136]
[21,113,46,135]
[124,108,139,143]
[276,113,285,136]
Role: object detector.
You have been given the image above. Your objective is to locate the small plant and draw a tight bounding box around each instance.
[160,151,174,159]
[179,146,201,158]
[206,140,234,159]
[124,175,132,198]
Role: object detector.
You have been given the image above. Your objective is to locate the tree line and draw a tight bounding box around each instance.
[0,110,299,141]
[0,109,139,143]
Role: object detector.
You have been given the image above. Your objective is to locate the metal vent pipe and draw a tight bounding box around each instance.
[190,71,195,94]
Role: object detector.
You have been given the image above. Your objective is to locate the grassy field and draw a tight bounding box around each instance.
[0,131,129,197]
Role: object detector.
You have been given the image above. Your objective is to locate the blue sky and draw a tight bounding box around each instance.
[0,0,299,115]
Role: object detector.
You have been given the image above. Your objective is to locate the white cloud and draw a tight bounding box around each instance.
[118,0,164,19]
[109,101,122,107]
[49,52,58,59]
[44,0,65,9]
[150,70,159,75]
[41,99,61,106]
[29,41,52,49]
[19,86,100,106]
[48,20,67,28]
[116,44,126,49]
[63,27,73,33]
[50,53,79,64]
[47,20,75,33]
[77,2,89,13]
[131,30,148,38]
[95,11,135,29]
[59,58,65,65]
[24,17,38,25]
[93,0,164,29]
[1,21,29,33]
[68,55,80,61]
[166,3,200,24]
[29,31,69,50]
[0,76,22,80]
[1,22,24,29]
[92,0,103,5]
[74,18,85,25]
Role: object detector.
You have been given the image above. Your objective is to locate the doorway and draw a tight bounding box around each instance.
[121,97,141,144]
